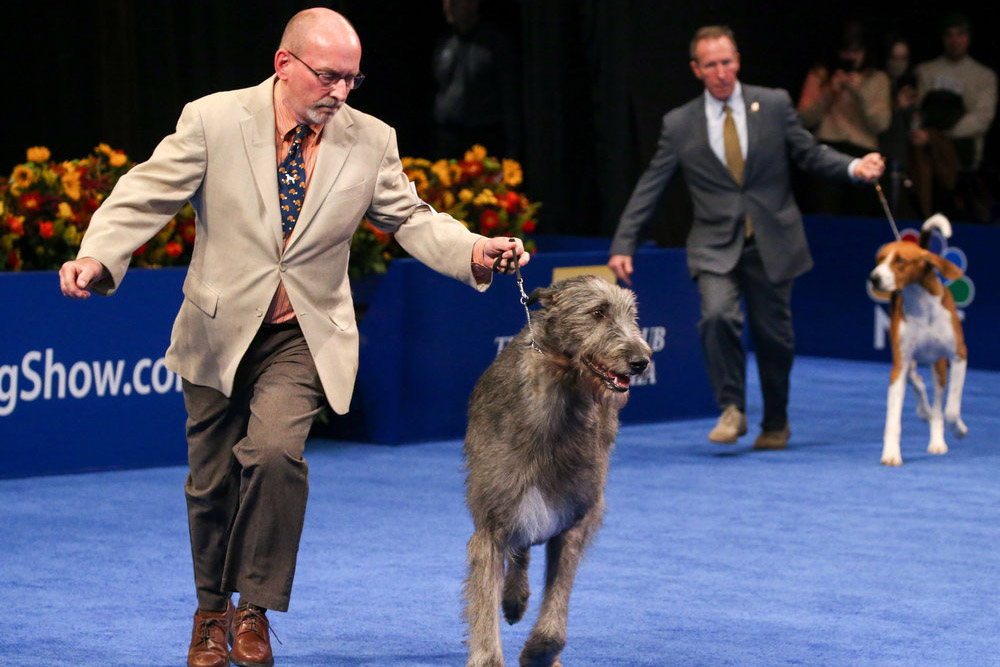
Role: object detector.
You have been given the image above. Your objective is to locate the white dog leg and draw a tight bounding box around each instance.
[882,376,906,466]
[927,365,948,455]
[945,358,968,438]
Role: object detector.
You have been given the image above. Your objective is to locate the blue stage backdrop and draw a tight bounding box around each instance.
[2,215,998,477]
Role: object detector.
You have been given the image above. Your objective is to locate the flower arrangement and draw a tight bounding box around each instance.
[1,143,537,279]
[348,144,540,280]
[0,145,194,271]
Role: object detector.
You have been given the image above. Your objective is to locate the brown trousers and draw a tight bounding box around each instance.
[182,322,324,612]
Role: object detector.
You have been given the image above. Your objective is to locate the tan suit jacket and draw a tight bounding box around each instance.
[79,77,488,414]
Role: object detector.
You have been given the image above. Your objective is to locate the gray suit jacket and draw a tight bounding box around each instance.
[78,77,488,414]
[610,84,855,283]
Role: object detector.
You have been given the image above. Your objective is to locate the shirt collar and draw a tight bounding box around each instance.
[704,81,744,115]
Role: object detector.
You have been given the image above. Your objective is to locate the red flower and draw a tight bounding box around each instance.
[180,222,196,243]
[8,251,20,269]
[461,160,484,179]
[8,217,24,236]
[480,209,499,232]
[165,241,183,258]
[18,192,43,212]
[498,190,521,213]
[38,221,55,238]
[522,219,536,233]
[133,244,148,256]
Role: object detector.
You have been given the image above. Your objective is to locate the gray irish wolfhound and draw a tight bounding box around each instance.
[463,274,652,667]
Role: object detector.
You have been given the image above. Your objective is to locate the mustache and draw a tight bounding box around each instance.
[314,99,341,109]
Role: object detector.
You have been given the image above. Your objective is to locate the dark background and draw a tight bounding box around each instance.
[5,1,998,245]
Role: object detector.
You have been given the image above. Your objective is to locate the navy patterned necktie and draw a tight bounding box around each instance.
[278,124,310,240]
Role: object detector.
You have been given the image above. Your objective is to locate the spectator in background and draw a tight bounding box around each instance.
[912,12,997,221]
[798,20,891,216]
[879,33,922,217]
[431,0,522,160]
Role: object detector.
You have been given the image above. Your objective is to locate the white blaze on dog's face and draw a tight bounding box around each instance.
[869,242,962,293]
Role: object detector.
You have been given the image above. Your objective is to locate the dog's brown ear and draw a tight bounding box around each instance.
[928,252,962,280]
[527,286,557,308]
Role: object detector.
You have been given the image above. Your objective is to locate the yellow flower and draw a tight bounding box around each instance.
[27,146,51,163]
[502,159,523,188]
[57,202,74,220]
[474,189,498,206]
[430,160,452,187]
[442,191,455,209]
[10,165,35,195]
[109,151,127,167]
[409,169,429,195]
[96,143,113,156]
[401,157,413,169]
[61,166,82,201]
[468,145,488,161]
[412,158,432,169]
[458,188,474,203]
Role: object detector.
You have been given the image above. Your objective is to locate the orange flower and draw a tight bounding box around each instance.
[26,146,51,162]
[38,221,55,238]
[165,241,183,258]
[8,217,25,236]
[109,151,128,168]
[522,219,536,233]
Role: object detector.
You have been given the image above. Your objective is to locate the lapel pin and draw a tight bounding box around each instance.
[750,101,760,113]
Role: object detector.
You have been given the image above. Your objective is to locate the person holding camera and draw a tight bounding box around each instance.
[797,20,891,216]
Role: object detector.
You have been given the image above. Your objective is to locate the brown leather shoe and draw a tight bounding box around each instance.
[231,603,274,667]
[753,426,790,450]
[708,405,748,443]
[187,601,234,667]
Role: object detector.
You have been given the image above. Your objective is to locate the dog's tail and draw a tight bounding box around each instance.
[920,213,952,249]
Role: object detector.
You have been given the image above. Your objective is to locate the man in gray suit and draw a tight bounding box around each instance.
[59,8,528,667]
[608,25,884,450]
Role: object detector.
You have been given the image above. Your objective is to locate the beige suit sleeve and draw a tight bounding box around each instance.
[77,102,208,295]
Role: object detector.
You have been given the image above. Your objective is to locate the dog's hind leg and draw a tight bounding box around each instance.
[944,357,968,439]
[907,362,932,421]
[502,547,531,625]
[464,529,506,667]
[520,510,600,667]
[927,358,949,454]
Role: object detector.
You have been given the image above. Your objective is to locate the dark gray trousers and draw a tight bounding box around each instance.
[182,322,324,612]
[696,241,794,431]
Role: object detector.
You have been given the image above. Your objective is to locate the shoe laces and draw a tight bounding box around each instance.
[237,606,282,645]
[197,616,228,646]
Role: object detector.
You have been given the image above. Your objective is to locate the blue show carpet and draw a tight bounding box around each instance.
[2,355,998,666]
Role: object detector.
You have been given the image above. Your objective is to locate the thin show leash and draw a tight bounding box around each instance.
[874,182,902,241]
[493,244,542,354]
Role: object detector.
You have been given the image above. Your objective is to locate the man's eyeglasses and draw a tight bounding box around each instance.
[288,51,365,90]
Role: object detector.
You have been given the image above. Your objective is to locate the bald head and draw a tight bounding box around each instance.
[280,8,360,56]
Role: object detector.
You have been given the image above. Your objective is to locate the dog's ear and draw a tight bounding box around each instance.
[927,252,962,280]
[527,286,557,308]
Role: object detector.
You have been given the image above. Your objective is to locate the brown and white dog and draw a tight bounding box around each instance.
[869,214,968,466]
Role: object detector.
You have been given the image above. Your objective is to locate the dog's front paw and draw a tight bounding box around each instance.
[881,455,903,466]
[927,440,949,455]
[502,593,528,625]
[520,634,564,667]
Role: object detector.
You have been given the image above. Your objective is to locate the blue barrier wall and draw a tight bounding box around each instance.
[3,215,998,477]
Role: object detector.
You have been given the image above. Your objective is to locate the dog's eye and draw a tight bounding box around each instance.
[592,308,604,319]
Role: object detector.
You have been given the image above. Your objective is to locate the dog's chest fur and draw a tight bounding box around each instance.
[899,285,958,362]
